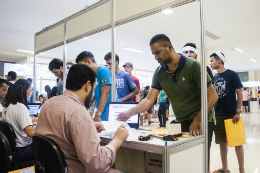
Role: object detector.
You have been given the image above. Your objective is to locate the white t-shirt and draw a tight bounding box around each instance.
[2,103,33,147]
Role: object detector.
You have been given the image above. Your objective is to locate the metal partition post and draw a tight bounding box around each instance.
[33,34,37,103]
[198,0,208,172]
[111,0,116,101]
[63,21,67,93]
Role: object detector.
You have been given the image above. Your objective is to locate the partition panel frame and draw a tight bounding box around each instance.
[33,0,208,172]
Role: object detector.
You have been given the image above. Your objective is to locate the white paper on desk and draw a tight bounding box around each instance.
[101,121,143,141]
[21,170,34,173]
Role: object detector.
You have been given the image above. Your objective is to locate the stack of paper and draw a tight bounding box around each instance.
[100,121,143,141]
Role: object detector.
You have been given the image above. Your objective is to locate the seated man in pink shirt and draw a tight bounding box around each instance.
[35,64,128,173]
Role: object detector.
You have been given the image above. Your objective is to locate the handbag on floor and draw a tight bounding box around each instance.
[224,117,246,147]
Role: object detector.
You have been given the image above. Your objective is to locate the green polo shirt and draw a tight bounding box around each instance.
[151,54,215,123]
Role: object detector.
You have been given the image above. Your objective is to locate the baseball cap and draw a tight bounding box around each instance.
[122,62,133,68]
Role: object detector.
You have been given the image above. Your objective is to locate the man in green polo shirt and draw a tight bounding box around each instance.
[117,34,218,170]
[118,33,217,134]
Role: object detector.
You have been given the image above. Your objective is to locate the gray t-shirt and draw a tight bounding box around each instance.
[2,103,33,147]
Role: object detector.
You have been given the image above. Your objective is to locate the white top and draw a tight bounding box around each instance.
[2,103,33,147]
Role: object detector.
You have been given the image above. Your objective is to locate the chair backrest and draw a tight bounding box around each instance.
[0,131,12,171]
[32,135,67,173]
[0,121,16,151]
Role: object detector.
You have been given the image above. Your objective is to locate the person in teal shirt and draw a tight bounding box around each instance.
[157,90,167,127]
[76,51,118,121]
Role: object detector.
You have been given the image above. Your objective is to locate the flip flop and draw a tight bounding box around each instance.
[213,169,230,173]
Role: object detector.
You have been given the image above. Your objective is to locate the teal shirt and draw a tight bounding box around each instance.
[159,91,167,103]
[94,66,118,121]
[152,54,215,123]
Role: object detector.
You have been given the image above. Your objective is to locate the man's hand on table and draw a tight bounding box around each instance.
[189,118,202,136]
[94,122,105,133]
[93,116,101,122]
[116,110,132,122]
[113,124,129,141]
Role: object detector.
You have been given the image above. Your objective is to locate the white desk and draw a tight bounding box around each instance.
[101,135,204,173]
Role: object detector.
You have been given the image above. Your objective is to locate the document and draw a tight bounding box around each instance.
[101,121,143,141]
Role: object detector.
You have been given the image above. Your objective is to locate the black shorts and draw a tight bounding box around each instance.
[147,107,152,114]
[242,101,248,106]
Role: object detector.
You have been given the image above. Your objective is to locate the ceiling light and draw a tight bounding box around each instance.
[83,37,89,39]
[124,47,145,53]
[250,58,257,62]
[17,49,45,55]
[205,30,220,40]
[162,9,173,14]
[232,48,244,53]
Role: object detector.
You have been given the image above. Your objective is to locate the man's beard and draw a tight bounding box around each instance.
[84,87,94,109]
[159,56,172,65]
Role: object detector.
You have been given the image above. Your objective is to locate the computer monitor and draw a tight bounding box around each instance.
[108,102,139,129]
[28,103,41,116]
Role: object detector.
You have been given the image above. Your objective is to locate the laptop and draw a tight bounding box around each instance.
[28,103,41,116]
[108,102,139,129]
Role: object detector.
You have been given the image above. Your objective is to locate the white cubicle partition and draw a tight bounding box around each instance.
[34,0,209,172]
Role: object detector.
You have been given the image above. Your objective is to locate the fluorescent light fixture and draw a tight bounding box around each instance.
[17,49,45,55]
[83,37,89,39]
[124,47,145,53]
[254,168,259,173]
[250,58,257,62]
[232,48,244,53]
[162,9,173,14]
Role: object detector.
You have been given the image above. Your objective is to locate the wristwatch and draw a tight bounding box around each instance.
[236,109,242,113]
[95,110,102,117]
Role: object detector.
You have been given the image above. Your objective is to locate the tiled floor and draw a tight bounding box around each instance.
[140,111,260,173]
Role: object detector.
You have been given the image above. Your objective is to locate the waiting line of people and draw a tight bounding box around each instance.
[0,33,246,173]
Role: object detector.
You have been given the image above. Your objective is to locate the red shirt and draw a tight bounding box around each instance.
[131,75,140,102]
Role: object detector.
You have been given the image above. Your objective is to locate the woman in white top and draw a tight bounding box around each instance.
[2,79,36,163]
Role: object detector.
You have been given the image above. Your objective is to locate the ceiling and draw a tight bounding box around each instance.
[0,0,259,72]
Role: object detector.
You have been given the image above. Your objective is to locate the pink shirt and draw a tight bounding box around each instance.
[131,76,140,102]
[242,91,249,101]
[35,90,120,173]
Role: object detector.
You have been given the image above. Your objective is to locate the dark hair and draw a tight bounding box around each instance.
[244,88,247,91]
[150,34,171,47]
[66,62,74,69]
[27,78,33,84]
[50,86,57,97]
[66,64,97,91]
[48,58,63,71]
[76,51,96,63]
[56,78,59,84]
[104,52,119,64]
[210,52,225,65]
[183,43,197,49]
[39,94,43,98]
[0,78,8,87]
[2,79,31,108]
[8,71,17,80]
[45,85,51,99]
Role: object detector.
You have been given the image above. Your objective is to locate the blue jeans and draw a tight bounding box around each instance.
[13,143,34,163]
[158,102,167,127]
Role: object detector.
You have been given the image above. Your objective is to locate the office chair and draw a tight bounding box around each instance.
[0,132,12,172]
[0,121,35,171]
[33,135,67,173]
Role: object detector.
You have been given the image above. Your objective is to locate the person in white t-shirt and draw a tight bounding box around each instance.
[0,78,8,120]
[2,79,36,163]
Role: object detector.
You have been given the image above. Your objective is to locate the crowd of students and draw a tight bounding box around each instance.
[0,33,247,173]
